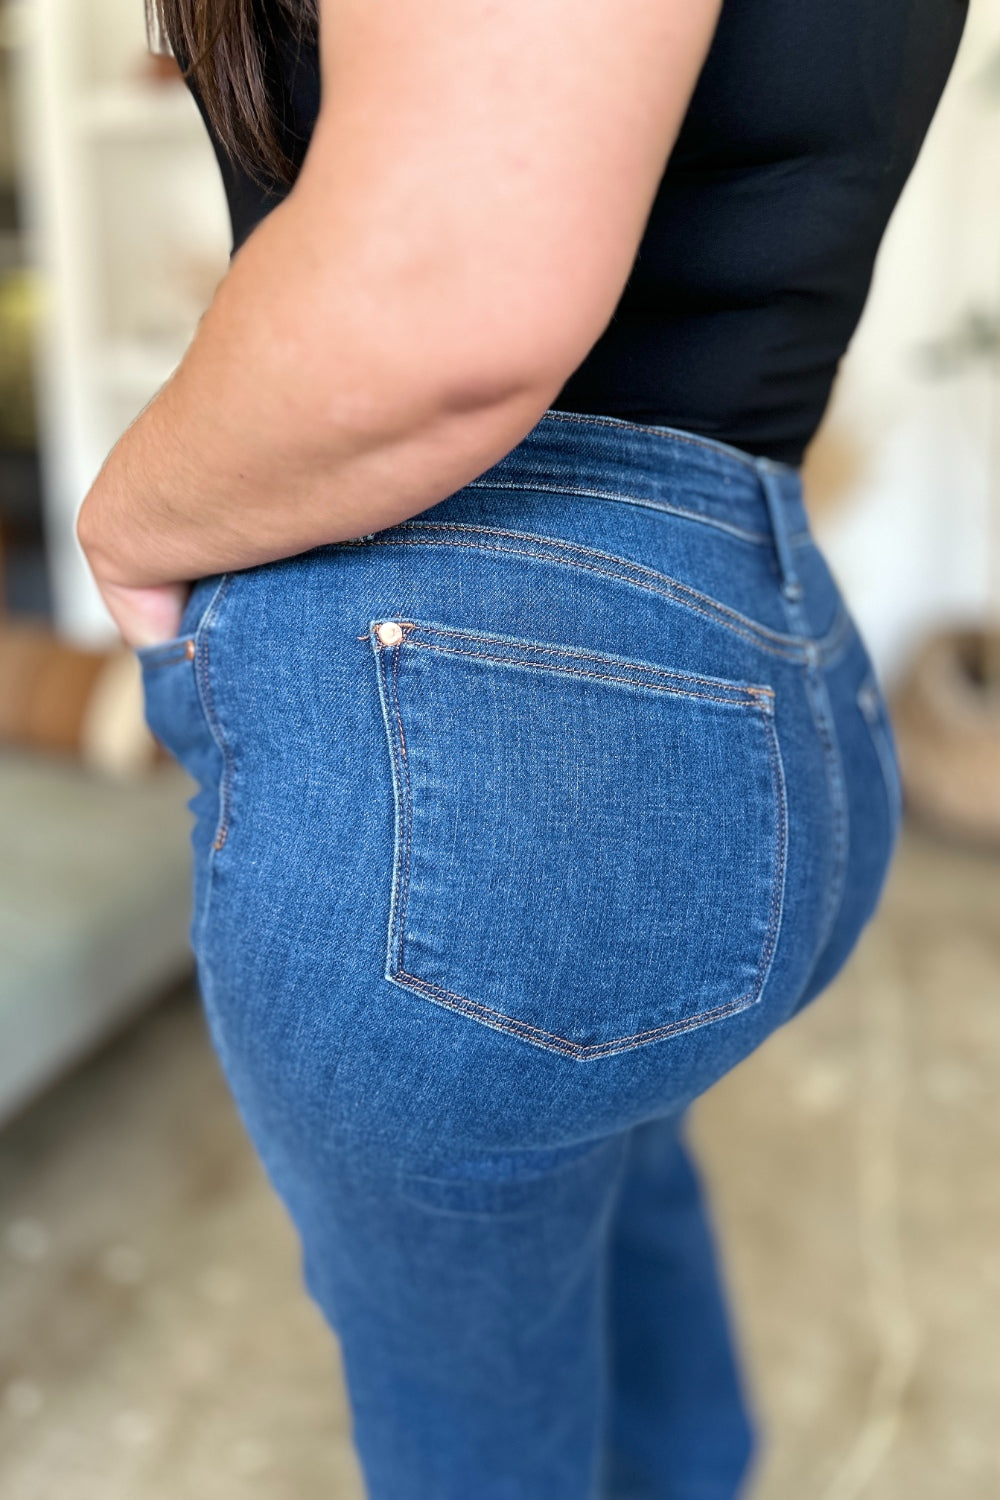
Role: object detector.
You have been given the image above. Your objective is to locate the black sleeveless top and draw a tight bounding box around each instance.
[184,0,967,466]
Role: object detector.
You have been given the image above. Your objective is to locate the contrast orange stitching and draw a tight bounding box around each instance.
[352,529,848,663]
[405,640,766,710]
[389,642,413,974]
[390,968,760,1060]
[400,523,803,646]
[138,642,194,670]
[393,621,772,700]
[756,706,788,998]
[391,714,786,1061]
[376,638,786,1058]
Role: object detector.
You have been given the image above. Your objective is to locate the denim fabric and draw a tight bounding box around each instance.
[137,410,900,1500]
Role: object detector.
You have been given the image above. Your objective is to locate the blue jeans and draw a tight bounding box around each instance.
[137,411,901,1499]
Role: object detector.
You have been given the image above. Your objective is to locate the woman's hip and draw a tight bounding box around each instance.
[139,413,898,1159]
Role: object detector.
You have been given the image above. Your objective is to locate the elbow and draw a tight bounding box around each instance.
[267,252,600,461]
[304,329,570,462]
[366,318,588,450]
[431,357,568,430]
[424,300,598,426]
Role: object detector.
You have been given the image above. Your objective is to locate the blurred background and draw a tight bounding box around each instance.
[0,0,998,1496]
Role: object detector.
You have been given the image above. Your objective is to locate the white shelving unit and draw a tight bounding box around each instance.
[6,0,230,643]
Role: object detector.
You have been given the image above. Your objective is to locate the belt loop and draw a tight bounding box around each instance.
[755,457,804,603]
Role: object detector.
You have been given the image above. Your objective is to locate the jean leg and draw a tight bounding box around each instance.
[602,1114,757,1500]
[272,1132,630,1500]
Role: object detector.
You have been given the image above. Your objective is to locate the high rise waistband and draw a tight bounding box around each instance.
[467,410,810,600]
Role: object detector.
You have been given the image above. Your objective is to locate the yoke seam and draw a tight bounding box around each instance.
[381,523,808,648]
[347,527,848,665]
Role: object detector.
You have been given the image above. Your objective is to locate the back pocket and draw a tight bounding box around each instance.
[370,618,787,1060]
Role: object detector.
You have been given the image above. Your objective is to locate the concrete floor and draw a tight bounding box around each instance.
[0,824,998,1500]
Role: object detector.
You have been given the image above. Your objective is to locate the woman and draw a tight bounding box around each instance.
[77,0,966,1495]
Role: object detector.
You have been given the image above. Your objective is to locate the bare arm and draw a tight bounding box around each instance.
[77,0,721,641]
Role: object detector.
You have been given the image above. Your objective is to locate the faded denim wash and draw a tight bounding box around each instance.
[137,410,900,1500]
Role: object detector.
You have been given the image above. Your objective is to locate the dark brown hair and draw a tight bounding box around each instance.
[145,0,317,188]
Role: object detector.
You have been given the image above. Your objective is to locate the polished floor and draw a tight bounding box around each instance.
[1,824,998,1499]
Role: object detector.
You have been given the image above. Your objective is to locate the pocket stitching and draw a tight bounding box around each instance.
[391,638,414,977]
[390,966,769,1060]
[136,641,194,671]
[415,644,765,709]
[377,620,775,709]
[192,574,237,853]
[347,523,850,664]
[374,621,789,1060]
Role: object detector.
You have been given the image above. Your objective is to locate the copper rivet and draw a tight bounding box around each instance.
[376,621,403,646]
[185,639,196,659]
